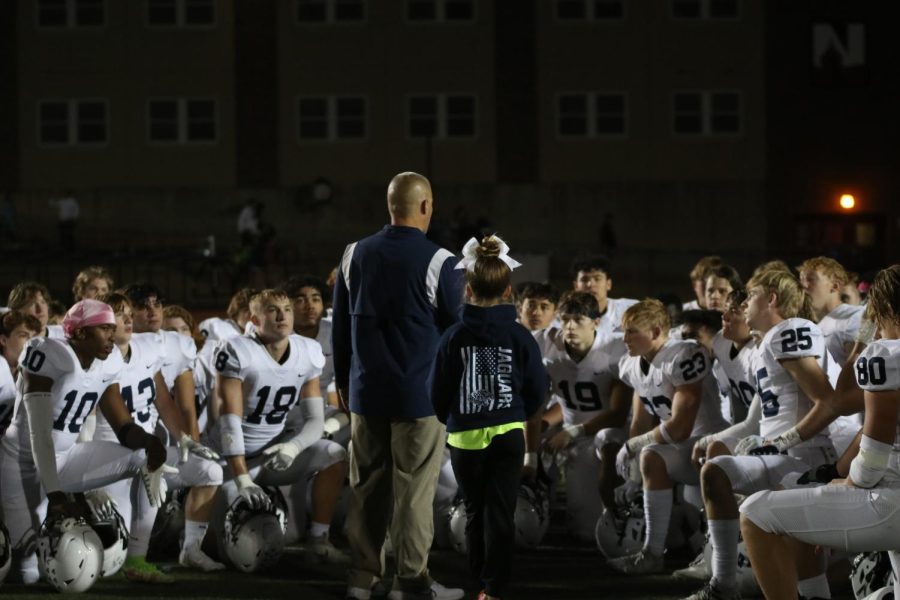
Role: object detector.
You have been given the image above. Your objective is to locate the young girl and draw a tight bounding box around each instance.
[430,236,547,600]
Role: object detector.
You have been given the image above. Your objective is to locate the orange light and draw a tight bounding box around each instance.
[839,194,856,210]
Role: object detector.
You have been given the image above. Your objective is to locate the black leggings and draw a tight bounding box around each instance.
[450,428,524,598]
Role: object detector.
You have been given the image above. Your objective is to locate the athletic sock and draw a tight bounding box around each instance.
[708,519,740,591]
[643,489,673,556]
[798,573,830,599]
[183,520,209,550]
[309,521,330,538]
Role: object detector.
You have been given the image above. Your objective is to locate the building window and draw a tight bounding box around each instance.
[38,100,108,146]
[147,0,215,27]
[555,0,624,21]
[37,0,105,28]
[407,94,476,139]
[297,96,367,141]
[557,93,626,137]
[148,99,216,143]
[296,0,365,23]
[407,0,474,23]
[672,91,740,135]
[670,0,739,20]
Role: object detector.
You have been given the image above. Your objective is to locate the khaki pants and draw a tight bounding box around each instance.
[346,413,445,594]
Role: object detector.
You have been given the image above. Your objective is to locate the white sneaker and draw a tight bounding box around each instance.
[386,581,465,600]
[607,549,665,575]
[673,550,710,581]
[308,533,351,565]
[179,542,226,572]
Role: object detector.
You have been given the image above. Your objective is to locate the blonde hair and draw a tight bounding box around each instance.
[746,269,812,320]
[867,265,900,328]
[796,256,849,288]
[72,266,114,301]
[466,235,512,301]
[249,289,290,315]
[752,259,792,278]
[622,298,671,332]
[226,288,257,322]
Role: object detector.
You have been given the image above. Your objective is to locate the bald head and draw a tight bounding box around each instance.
[387,172,432,229]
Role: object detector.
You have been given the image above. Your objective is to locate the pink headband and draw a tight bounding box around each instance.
[62,299,117,338]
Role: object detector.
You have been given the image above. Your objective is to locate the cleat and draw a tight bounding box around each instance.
[387,580,465,600]
[179,541,226,572]
[307,533,351,565]
[683,581,741,600]
[673,550,710,581]
[122,555,175,584]
[607,549,665,575]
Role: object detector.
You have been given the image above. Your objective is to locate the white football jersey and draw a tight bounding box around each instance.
[533,327,626,426]
[95,334,165,439]
[598,297,639,340]
[198,317,244,343]
[855,339,900,448]
[3,337,124,455]
[618,338,726,436]
[0,364,16,436]
[751,318,832,445]
[158,329,196,390]
[711,331,758,424]
[817,303,863,366]
[46,324,65,339]
[215,334,324,455]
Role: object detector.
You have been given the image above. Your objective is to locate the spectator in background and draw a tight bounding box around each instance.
[685,256,723,310]
[72,265,114,302]
[50,190,79,251]
[334,171,465,600]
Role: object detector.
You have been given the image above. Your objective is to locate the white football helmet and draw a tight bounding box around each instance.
[89,505,129,577]
[852,552,895,600]
[448,499,467,555]
[862,586,895,600]
[222,491,287,573]
[37,517,103,593]
[514,481,549,549]
[0,520,11,587]
[594,504,645,559]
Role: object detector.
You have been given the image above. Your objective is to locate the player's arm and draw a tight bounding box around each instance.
[262,377,327,471]
[776,356,838,447]
[173,369,201,440]
[847,388,900,488]
[97,382,167,469]
[153,371,218,462]
[834,346,865,416]
[695,393,761,458]
[219,374,249,477]
[219,373,270,509]
[22,372,63,496]
[584,380,631,435]
[628,390,655,438]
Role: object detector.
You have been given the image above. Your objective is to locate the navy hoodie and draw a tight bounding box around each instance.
[429,303,547,433]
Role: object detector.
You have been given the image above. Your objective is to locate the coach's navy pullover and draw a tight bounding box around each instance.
[332,225,464,418]
[429,304,547,432]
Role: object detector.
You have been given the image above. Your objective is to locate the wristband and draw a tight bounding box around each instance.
[849,434,892,488]
[659,421,676,445]
[772,427,802,452]
[563,423,585,439]
[626,430,656,455]
[220,413,245,457]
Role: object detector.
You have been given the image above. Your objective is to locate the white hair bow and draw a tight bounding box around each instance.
[454,236,522,272]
